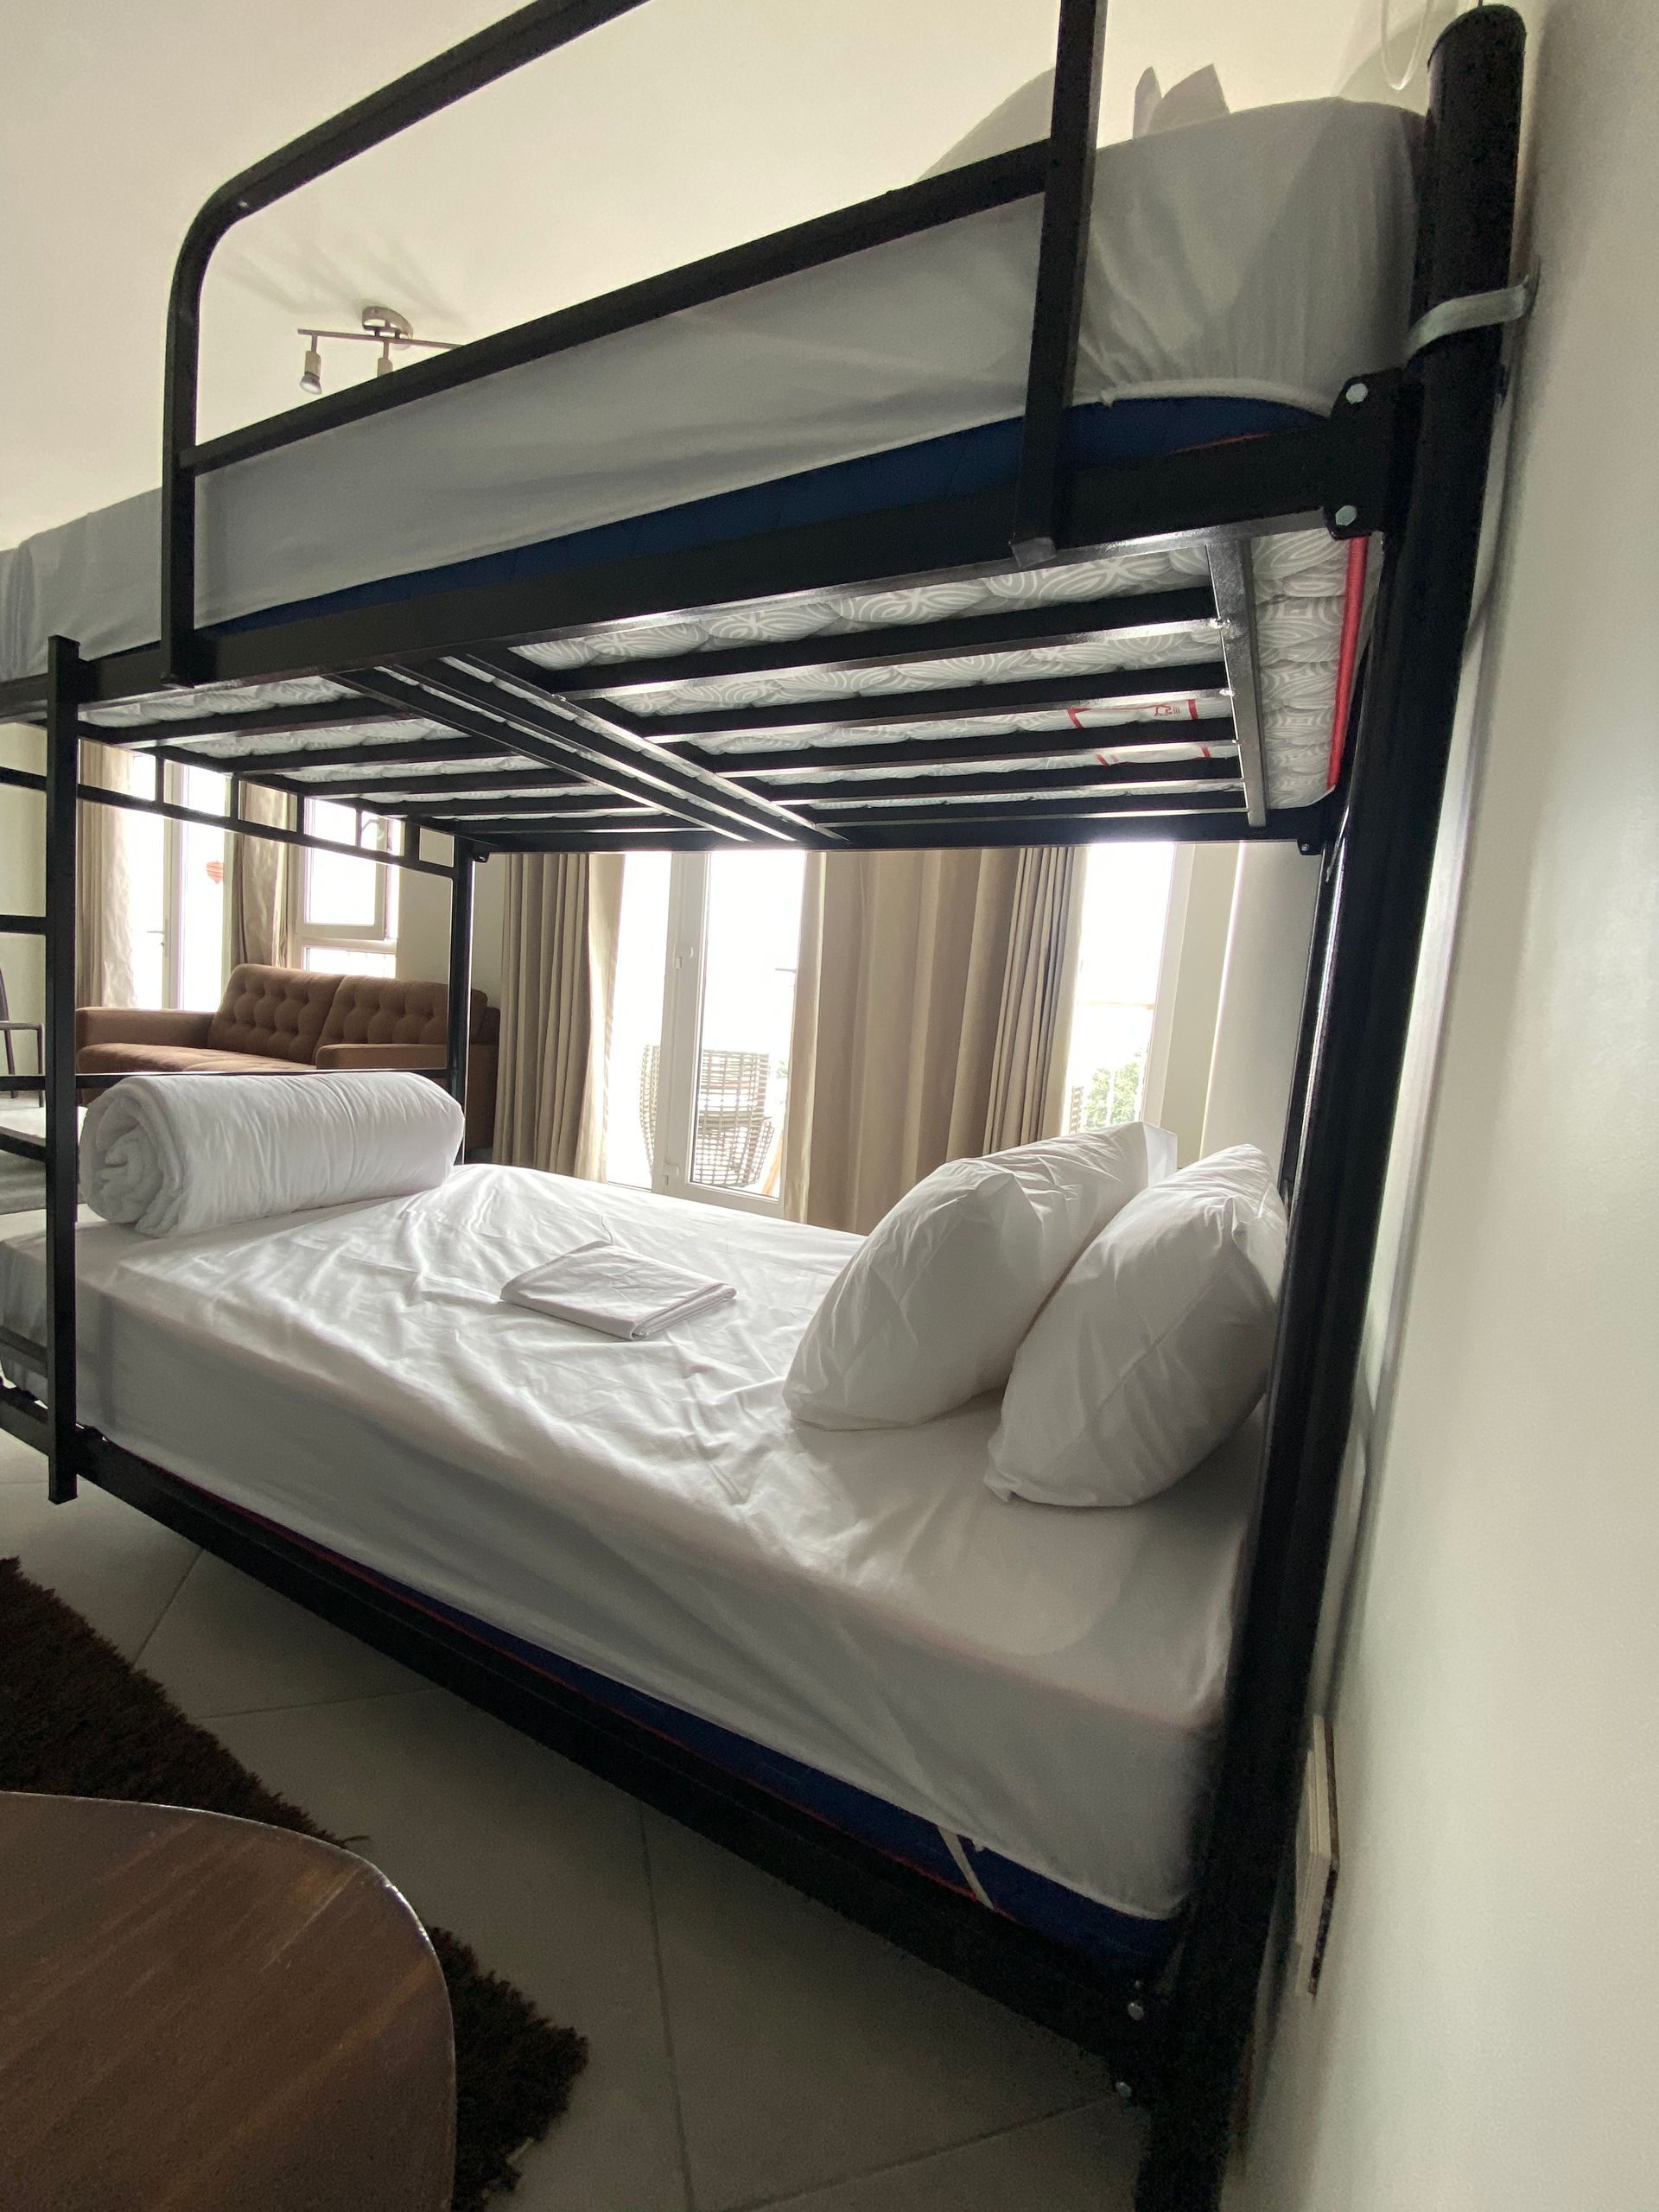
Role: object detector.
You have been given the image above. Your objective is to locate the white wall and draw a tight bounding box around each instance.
[1202,843,1321,1164]
[3,0,1408,549]
[395,838,505,1008]
[1230,3,1659,2206]
[1153,842,1239,1163]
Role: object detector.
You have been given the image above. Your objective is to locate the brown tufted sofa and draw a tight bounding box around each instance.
[76,964,499,1151]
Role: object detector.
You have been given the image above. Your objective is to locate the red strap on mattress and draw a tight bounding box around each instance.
[1326,536,1370,790]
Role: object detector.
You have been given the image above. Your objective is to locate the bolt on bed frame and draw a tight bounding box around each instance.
[0,5,1523,2205]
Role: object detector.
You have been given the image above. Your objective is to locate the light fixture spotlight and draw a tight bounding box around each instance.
[295,305,455,397]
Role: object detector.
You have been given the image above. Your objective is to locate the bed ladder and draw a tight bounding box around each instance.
[0,637,83,1499]
[0,637,479,1503]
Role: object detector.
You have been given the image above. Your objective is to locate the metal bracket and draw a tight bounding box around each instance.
[1406,270,1536,360]
[1320,276,1535,540]
[1320,367,1405,540]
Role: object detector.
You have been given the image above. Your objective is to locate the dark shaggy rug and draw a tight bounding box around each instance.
[0,1555,587,2211]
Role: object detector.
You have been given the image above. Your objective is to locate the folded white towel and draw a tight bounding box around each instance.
[80,1070,463,1237]
[503,1243,735,1338]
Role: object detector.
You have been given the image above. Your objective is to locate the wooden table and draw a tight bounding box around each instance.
[0,1792,455,2211]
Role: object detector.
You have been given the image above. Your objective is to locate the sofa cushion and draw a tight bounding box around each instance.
[207,965,342,1064]
[317,976,487,1054]
[78,1043,300,1076]
[76,1007,213,1052]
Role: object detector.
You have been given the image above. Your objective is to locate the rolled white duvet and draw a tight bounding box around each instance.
[79,1070,465,1237]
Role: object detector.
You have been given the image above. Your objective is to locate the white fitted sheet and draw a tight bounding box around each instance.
[0,99,1418,683]
[0,1165,1263,1921]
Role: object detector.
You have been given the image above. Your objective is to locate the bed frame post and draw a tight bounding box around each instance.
[159,230,210,685]
[43,636,82,1503]
[1136,12,1525,2206]
[1010,0,1108,565]
[1277,837,1342,1201]
[445,838,475,1122]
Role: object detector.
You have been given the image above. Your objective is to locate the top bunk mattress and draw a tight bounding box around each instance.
[0,98,1419,687]
[0,1164,1264,1926]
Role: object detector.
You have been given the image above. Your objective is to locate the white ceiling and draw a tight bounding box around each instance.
[0,0,1422,549]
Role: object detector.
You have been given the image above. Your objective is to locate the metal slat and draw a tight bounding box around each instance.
[472,805,1319,857]
[537,586,1218,699]
[404,757,1243,820]
[700,718,1236,778]
[441,786,1246,845]
[415,659,838,846]
[164,734,505,778]
[339,670,747,842]
[471,823,716,847]
[755,758,1243,809]
[626,663,1230,742]
[1208,542,1269,829]
[311,766,602,804]
[786,790,1245,834]
[846,806,1305,852]
[303,715,1236,794]
[84,698,404,747]
[359,792,648,823]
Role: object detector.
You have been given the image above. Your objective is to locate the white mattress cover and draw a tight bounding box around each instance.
[0,99,1418,680]
[0,1165,1263,1923]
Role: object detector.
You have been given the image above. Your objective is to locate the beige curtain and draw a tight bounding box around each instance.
[494,850,624,1176]
[783,844,1083,1232]
[227,782,293,969]
[75,741,142,1007]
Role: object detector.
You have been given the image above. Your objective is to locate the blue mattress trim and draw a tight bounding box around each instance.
[277,1520,1179,1972]
[222,396,1318,643]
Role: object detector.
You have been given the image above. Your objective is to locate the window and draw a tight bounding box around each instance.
[290,798,400,976]
[1061,842,1179,1135]
[125,765,230,1011]
[602,849,806,1213]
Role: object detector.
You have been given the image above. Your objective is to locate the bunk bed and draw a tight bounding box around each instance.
[0,5,1526,2207]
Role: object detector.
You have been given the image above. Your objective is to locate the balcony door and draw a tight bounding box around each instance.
[603,849,806,1216]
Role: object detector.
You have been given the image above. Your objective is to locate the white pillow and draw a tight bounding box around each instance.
[988,1145,1286,1509]
[785,1123,1176,1430]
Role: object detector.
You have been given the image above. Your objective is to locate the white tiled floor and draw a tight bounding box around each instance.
[0,1437,1145,2211]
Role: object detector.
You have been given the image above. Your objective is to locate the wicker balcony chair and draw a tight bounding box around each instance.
[639,1045,775,1191]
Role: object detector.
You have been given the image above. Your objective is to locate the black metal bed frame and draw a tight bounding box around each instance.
[0,6,1523,2204]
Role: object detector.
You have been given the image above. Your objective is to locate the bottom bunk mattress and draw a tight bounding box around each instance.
[0,1165,1262,1951]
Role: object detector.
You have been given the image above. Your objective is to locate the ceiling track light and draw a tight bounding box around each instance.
[296,305,457,396]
